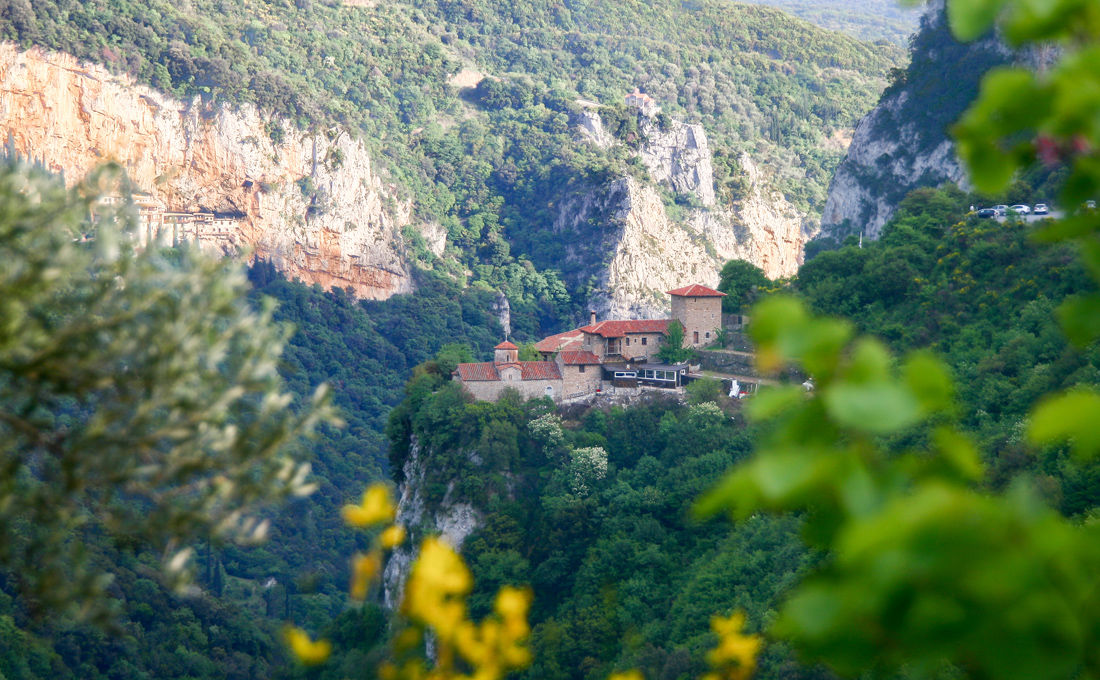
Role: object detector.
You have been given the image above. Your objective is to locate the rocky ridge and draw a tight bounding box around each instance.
[567,109,808,318]
[0,44,423,299]
[820,1,1013,240]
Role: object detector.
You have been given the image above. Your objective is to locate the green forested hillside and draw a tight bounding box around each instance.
[377,380,818,680]
[0,0,898,307]
[797,188,1100,512]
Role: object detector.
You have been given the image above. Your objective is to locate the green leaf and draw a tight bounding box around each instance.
[801,318,854,380]
[744,385,805,422]
[1057,295,1100,347]
[932,426,984,482]
[749,295,808,348]
[948,0,1009,40]
[1029,389,1100,460]
[824,381,922,434]
[904,352,954,415]
[695,446,843,519]
[845,338,892,384]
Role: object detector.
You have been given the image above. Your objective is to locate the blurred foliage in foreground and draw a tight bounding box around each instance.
[699,0,1100,677]
[0,159,336,623]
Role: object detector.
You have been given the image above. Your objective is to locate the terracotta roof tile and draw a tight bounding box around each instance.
[455,362,500,381]
[667,284,726,297]
[520,362,561,380]
[579,319,671,338]
[455,361,560,381]
[533,330,583,353]
[560,350,601,365]
[494,341,519,350]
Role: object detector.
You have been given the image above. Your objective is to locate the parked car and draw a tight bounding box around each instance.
[977,208,998,218]
[1033,203,1049,215]
[1010,204,1031,214]
[993,204,1009,216]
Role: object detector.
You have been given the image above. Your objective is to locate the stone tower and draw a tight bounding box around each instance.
[667,284,726,348]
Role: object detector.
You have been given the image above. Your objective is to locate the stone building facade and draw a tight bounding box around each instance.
[559,350,603,400]
[668,284,725,348]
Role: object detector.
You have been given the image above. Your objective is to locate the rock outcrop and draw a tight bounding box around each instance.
[557,152,806,319]
[820,2,1011,240]
[0,44,421,299]
[637,116,716,207]
[382,437,483,610]
[559,103,809,318]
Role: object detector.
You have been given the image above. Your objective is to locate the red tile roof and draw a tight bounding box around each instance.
[455,361,560,382]
[579,319,671,338]
[560,350,602,365]
[533,330,583,353]
[520,362,562,380]
[455,362,499,381]
[494,340,519,350]
[667,284,726,297]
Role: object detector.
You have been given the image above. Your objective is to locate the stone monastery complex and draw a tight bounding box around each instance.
[455,284,725,403]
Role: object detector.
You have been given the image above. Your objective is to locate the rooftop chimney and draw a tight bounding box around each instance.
[589,310,597,325]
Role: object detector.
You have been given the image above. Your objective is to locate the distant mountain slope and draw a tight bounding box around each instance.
[0,0,899,320]
[734,0,921,45]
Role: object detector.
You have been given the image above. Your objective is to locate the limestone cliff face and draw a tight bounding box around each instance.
[637,116,716,207]
[557,153,806,319]
[820,2,1011,240]
[820,88,966,240]
[382,437,482,610]
[0,44,419,298]
[560,102,807,318]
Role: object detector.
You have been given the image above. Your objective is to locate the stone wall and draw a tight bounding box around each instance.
[621,332,665,360]
[561,365,602,399]
[459,380,561,402]
[695,349,758,376]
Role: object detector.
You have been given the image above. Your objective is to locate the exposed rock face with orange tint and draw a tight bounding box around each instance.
[0,44,417,299]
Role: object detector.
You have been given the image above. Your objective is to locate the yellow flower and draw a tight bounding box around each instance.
[705,611,762,680]
[494,586,532,639]
[381,524,407,548]
[608,671,645,680]
[350,551,381,600]
[402,537,471,639]
[342,484,396,527]
[283,625,331,666]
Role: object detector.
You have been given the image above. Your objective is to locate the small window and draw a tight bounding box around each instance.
[579,365,586,373]
[641,337,647,345]
[705,331,710,339]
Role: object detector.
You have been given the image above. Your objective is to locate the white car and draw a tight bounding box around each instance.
[1033,203,1049,215]
[1010,204,1030,214]
[993,204,1009,216]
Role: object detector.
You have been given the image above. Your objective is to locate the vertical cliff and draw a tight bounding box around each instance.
[0,44,420,299]
[382,437,484,610]
[559,109,808,319]
[820,2,1011,240]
